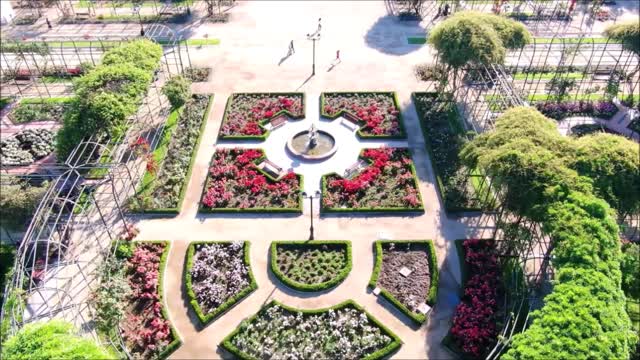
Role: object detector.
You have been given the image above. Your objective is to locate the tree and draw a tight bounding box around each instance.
[0,178,47,231]
[162,75,192,109]
[620,243,640,300]
[1,320,110,359]
[605,21,640,56]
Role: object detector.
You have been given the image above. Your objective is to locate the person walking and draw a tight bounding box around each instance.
[289,40,295,55]
[45,17,52,29]
[336,50,340,63]
[317,17,322,33]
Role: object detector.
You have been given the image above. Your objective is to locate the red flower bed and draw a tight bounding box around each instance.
[201,148,301,210]
[323,148,422,210]
[322,93,403,137]
[220,93,304,137]
[450,239,500,358]
[121,243,175,358]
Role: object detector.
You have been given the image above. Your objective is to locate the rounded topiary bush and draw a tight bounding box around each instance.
[162,75,192,109]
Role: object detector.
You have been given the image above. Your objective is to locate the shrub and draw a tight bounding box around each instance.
[605,21,640,55]
[90,256,130,334]
[621,243,640,300]
[162,75,192,109]
[101,39,164,72]
[1,320,110,359]
[0,178,47,230]
[1,129,55,166]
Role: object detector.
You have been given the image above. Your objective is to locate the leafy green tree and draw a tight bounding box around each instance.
[605,21,640,56]
[162,75,192,109]
[101,39,163,72]
[621,243,640,299]
[1,320,110,359]
[571,133,640,219]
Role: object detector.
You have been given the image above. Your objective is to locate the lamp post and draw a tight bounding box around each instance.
[306,30,321,76]
[302,190,321,240]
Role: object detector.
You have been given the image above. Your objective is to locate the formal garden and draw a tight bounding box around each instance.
[1,2,639,360]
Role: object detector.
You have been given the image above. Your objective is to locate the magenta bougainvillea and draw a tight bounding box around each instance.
[323,148,422,210]
[323,93,403,137]
[220,94,304,137]
[201,148,301,210]
[450,239,500,358]
[121,243,174,358]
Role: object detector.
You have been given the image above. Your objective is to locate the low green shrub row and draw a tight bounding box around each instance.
[368,240,439,325]
[220,300,403,360]
[269,240,352,292]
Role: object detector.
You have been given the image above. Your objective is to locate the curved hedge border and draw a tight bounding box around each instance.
[320,91,407,140]
[320,149,424,214]
[184,241,257,326]
[220,299,402,360]
[198,149,304,214]
[133,94,213,215]
[269,240,352,292]
[217,92,305,141]
[368,240,439,325]
[135,241,182,359]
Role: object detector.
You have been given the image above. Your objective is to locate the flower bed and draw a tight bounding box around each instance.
[221,300,401,359]
[321,92,406,138]
[200,148,303,213]
[0,129,55,166]
[184,67,210,82]
[185,241,256,326]
[369,240,439,324]
[413,92,493,213]
[121,241,181,359]
[322,148,423,213]
[219,93,304,139]
[9,98,72,124]
[447,239,500,359]
[130,94,212,214]
[270,241,352,292]
[535,100,618,120]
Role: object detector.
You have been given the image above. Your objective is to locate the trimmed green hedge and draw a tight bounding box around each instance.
[198,150,304,214]
[135,241,182,359]
[368,240,439,325]
[218,92,306,141]
[269,240,352,292]
[184,241,257,326]
[220,299,403,360]
[320,149,424,214]
[132,94,213,215]
[320,91,407,140]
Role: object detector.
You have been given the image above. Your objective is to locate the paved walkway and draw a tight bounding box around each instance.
[556,105,640,141]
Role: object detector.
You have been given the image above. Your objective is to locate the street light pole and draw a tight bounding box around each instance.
[306,30,321,76]
[302,190,321,240]
[134,5,144,37]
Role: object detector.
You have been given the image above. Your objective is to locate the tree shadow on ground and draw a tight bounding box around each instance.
[364,14,425,56]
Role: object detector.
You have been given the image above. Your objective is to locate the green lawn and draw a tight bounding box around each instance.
[407,37,427,45]
[16,38,219,49]
[180,39,221,46]
[20,97,73,104]
[513,72,585,80]
[0,97,12,110]
[77,0,192,8]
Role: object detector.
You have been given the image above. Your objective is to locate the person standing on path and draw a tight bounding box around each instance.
[289,40,295,55]
[45,17,52,29]
[336,50,340,63]
[317,17,322,34]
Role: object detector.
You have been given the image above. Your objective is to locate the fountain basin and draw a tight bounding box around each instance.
[287,130,338,161]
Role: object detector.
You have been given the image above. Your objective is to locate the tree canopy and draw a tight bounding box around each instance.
[605,21,640,55]
[428,11,531,69]
[1,320,110,360]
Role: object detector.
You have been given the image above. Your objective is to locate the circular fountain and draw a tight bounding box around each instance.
[287,123,338,161]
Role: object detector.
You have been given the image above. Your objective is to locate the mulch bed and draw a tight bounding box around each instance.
[378,243,430,310]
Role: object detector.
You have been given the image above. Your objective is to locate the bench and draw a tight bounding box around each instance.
[269,114,287,130]
[344,160,365,179]
[259,159,283,179]
[74,11,90,20]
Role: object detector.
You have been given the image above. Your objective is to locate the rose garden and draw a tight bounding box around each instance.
[1,2,639,360]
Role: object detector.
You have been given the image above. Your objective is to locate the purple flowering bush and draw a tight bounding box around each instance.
[535,100,618,120]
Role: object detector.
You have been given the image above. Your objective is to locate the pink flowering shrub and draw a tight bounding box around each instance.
[201,148,301,210]
[219,93,304,137]
[450,239,500,358]
[121,243,174,358]
[323,148,422,210]
[323,93,403,137]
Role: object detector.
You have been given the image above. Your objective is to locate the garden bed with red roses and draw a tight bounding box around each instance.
[443,239,501,359]
[321,92,406,139]
[321,148,423,213]
[199,148,303,213]
[121,241,181,359]
[218,93,305,140]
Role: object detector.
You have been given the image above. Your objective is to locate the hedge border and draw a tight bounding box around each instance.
[184,241,257,326]
[412,92,486,214]
[217,92,306,141]
[269,240,352,292]
[198,148,304,214]
[131,94,213,215]
[320,91,407,140]
[131,240,182,359]
[320,148,424,213]
[368,240,439,325]
[220,299,403,360]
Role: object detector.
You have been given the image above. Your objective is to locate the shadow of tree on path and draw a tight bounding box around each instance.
[364,14,425,56]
